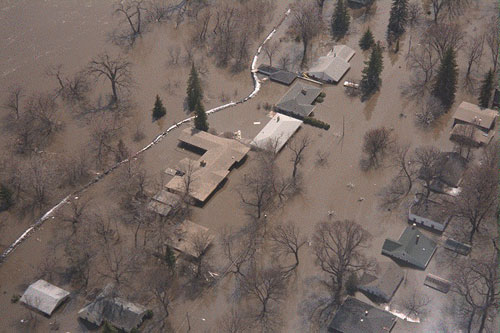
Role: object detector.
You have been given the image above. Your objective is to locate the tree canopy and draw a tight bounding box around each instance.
[432,47,458,109]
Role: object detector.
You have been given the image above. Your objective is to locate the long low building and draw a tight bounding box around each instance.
[20,280,70,316]
[166,128,250,203]
[251,113,303,152]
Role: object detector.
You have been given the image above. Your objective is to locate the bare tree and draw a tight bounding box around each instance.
[270,222,306,273]
[217,308,251,333]
[263,41,281,67]
[415,95,445,126]
[289,1,322,69]
[25,93,61,138]
[89,113,122,168]
[191,231,213,279]
[485,16,499,73]
[450,163,497,243]
[401,291,431,320]
[313,220,374,304]
[414,146,442,197]
[4,85,24,120]
[287,134,311,180]
[222,228,258,277]
[61,199,91,234]
[100,245,139,286]
[403,44,438,98]
[361,127,394,169]
[64,224,96,290]
[21,156,57,212]
[46,65,91,105]
[407,1,423,28]
[147,267,177,331]
[463,35,484,84]
[113,0,147,46]
[239,265,288,329]
[279,54,292,71]
[316,0,327,13]
[430,0,470,23]
[87,53,133,105]
[190,7,211,45]
[451,255,500,333]
[451,123,476,160]
[423,23,464,60]
[391,143,416,196]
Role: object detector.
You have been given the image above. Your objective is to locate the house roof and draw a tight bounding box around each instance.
[251,113,303,152]
[165,128,250,203]
[328,297,397,333]
[148,190,181,216]
[410,193,451,225]
[382,226,437,269]
[359,262,404,303]
[450,123,495,145]
[20,280,70,316]
[275,82,322,117]
[78,284,147,333]
[165,219,214,258]
[308,45,355,83]
[453,101,497,130]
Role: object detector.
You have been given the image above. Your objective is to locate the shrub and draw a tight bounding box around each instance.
[144,309,154,320]
[152,95,167,121]
[11,294,20,303]
[319,92,326,98]
[315,96,324,103]
[303,117,330,130]
[103,322,118,333]
[0,184,13,212]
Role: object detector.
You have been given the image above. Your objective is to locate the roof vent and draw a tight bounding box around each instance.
[365,310,369,316]
[301,89,307,95]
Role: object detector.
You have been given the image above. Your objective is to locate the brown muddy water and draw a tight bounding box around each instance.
[0,0,498,332]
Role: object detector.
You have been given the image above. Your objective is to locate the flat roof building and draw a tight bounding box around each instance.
[20,280,70,316]
[382,225,437,269]
[328,297,397,333]
[166,128,250,203]
[275,81,322,119]
[251,113,303,152]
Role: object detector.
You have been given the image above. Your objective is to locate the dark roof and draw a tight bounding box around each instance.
[257,65,297,85]
[328,298,397,333]
[275,82,322,118]
[444,238,471,256]
[382,226,437,269]
[358,262,404,303]
[493,89,500,107]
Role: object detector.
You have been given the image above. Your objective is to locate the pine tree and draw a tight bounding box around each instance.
[387,0,408,44]
[194,101,209,132]
[359,28,375,51]
[165,246,176,271]
[432,47,458,109]
[479,69,494,108]
[360,42,384,98]
[0,184,13,212]
[331,0,350,39]
[187,64,203,112]
[152,95,167,120]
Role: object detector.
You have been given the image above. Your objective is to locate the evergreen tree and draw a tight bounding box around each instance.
[360,42,384,98]
[359,28,375,51]
[0,184,13,212]
[432,47,458,109]
[331,0,350,39]
[479,69,494,108]
[194,101,209,132]
[187,64,203,112]
[165,245,176,271]
[152,95,167,120]
[387,0,408,44]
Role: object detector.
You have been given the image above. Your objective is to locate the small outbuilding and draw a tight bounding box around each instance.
[257,65,297,86]
[78,284,148,333]
[382,225,437,270]
[328,297,397,333]
[20,280,70,316]
[251,113,303,152]
[275,81,322,119]
[358,262,404,303]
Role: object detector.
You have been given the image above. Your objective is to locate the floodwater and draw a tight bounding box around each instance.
[0,0,498,332]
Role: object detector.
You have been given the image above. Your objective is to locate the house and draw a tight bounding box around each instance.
[308,45,355,83]
[429,152,467,194]
[358,262,404,303]
[251,113,303,152]
[328,297,397,333]
[408,193,452,232]
[165,128,250,203]
[148,190,181,216]
[257,65,297,86]
[274,81,322,119]
[450,101,498,146]
[382,225,437,269]
[20,280,70,316]
[165,219,214,259]
[78,284,148,333]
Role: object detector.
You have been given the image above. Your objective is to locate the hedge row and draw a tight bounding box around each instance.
[303,116,330,130]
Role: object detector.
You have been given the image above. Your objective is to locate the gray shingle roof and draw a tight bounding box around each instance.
[328,297,397,333]
[382,226,437,269]
[308,45,355,83]
[358,262,404,303]
[275,82,322,118]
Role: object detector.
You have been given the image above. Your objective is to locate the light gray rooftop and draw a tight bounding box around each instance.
[251,113,303,152]
[20,280,70,316]
[308,45,355,83]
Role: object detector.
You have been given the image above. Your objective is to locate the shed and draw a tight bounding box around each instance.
[20,280,70,316]
[275,81,322,118]
[358,262,404,303]
[78,284,148,332]
[328,297,397,333]
[382,225,437,269]
[251,113,303,152]
[424,274,451,293]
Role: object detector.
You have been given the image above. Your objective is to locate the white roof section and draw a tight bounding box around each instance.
[20,280,70,316]
[252,114,303,152]
[308,45,355,83]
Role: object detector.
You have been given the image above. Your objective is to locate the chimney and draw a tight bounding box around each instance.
[365,310,369,317]
[416,234,420,244]
[412,223,417,229]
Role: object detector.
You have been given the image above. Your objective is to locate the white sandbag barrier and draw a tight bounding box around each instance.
[0,7,291,265]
